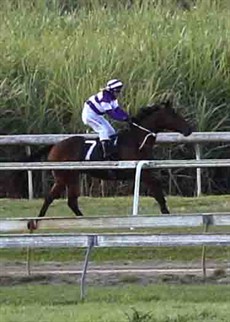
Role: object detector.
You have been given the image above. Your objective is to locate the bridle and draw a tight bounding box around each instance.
[131,122,157,150]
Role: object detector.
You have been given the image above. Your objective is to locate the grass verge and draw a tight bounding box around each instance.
[0,284,230,322]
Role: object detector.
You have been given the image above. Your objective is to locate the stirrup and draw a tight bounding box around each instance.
[107,169,116,180]
[101,140,113,160]
[103,154,113,161]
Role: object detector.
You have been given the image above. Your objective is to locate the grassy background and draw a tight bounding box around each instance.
[1,195,230,218]
[1,3,230,320]
[1,0,230,135]
[1,0,230,197]
[0,284,230,322]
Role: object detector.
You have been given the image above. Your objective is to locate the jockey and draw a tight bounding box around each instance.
[82,79,131,160]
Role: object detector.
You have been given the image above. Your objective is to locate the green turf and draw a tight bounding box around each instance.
[0,195,230,218]
[0,284,230,322]
[0,245,229,263]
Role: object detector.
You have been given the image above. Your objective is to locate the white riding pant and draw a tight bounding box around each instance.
[82,103,116,141]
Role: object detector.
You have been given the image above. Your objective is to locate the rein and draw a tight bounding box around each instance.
[131,122,157,150]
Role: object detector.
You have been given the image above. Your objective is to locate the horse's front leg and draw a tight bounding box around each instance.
[142,170,170,214]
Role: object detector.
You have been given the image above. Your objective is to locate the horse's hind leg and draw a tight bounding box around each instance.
[28,181,65,230]
[67,184,83,216]
[142,171,170,214]
[67,173,83,216]
[38,181,66,218]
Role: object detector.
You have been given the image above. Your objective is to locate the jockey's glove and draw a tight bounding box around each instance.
[126,116,134,125]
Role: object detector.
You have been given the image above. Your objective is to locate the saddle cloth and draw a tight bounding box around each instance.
[83,136,118,161]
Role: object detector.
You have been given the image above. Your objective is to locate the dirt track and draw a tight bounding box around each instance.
[1,260,229,287]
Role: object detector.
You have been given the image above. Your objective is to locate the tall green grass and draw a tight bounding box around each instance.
[1,0,230,135]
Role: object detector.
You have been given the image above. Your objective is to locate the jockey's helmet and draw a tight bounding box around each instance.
[105,79,123,92]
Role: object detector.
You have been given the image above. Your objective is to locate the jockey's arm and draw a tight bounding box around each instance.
[106,107,129,121]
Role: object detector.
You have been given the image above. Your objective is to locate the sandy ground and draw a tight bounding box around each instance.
[1,260,229,287]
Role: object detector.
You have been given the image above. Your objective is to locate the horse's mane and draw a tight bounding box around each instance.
[117,104,161,137]
[118,101,173,136]
[133,104,161,122]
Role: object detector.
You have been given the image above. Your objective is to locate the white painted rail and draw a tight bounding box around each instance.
[1,159,230,171]
[2,132,230,198]
[1,159,230,215]
[1,132,230,145]
[1,233,230,249]
[1,214,230,232]
[0,160,136,170]
[1,214,229,300]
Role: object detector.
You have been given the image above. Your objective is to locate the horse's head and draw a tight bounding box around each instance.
[134,101,192,136]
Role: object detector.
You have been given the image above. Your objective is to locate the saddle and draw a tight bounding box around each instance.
[84,135,118,161]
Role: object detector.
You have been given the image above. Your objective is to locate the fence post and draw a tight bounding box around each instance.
[25,146,34,199]
[132,160,149,216]
[26,227,34,275]
[195,144,202,196]
[80,236,95,301]
[201,215,213,278]
[168,148,172,195]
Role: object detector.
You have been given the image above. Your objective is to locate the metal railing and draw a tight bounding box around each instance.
[1,214,230,300]
[1,159,230,215]
[1,132,230,197]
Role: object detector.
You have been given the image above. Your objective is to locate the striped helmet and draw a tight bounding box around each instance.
[105,79,123,92]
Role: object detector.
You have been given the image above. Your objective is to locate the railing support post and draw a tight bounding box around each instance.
[201,215,213,278]
[25,146,34,200]
[195,144,202,197]
[132,161,149,216]
[26,227,34,275]
[80,236,95,301]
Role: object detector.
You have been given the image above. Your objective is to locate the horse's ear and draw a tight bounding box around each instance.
[163,100,173,108]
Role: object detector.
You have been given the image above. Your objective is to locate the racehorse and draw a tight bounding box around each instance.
[28,100,192,230]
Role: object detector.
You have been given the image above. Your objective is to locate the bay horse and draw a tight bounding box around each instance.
[28,100,192,230]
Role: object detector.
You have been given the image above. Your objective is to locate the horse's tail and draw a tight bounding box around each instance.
[19,145,53,162]
[2,145,53,198]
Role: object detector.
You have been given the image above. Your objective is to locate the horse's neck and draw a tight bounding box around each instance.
[135,118,159,136]
[130,118,158,148]
[126,126,155,150]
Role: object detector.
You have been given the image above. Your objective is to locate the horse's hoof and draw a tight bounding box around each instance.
[161,208,170,214]
[27,220,37,231]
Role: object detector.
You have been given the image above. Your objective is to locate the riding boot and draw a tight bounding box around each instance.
[101,140,116,179]
[101,140,113,160]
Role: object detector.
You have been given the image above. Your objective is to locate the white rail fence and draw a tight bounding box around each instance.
[1,159,230,216]
[2,132,230,145]
[1,132,230,198]
[1,133,230,300]
[1,214,230,300]
[1,213,230,232]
